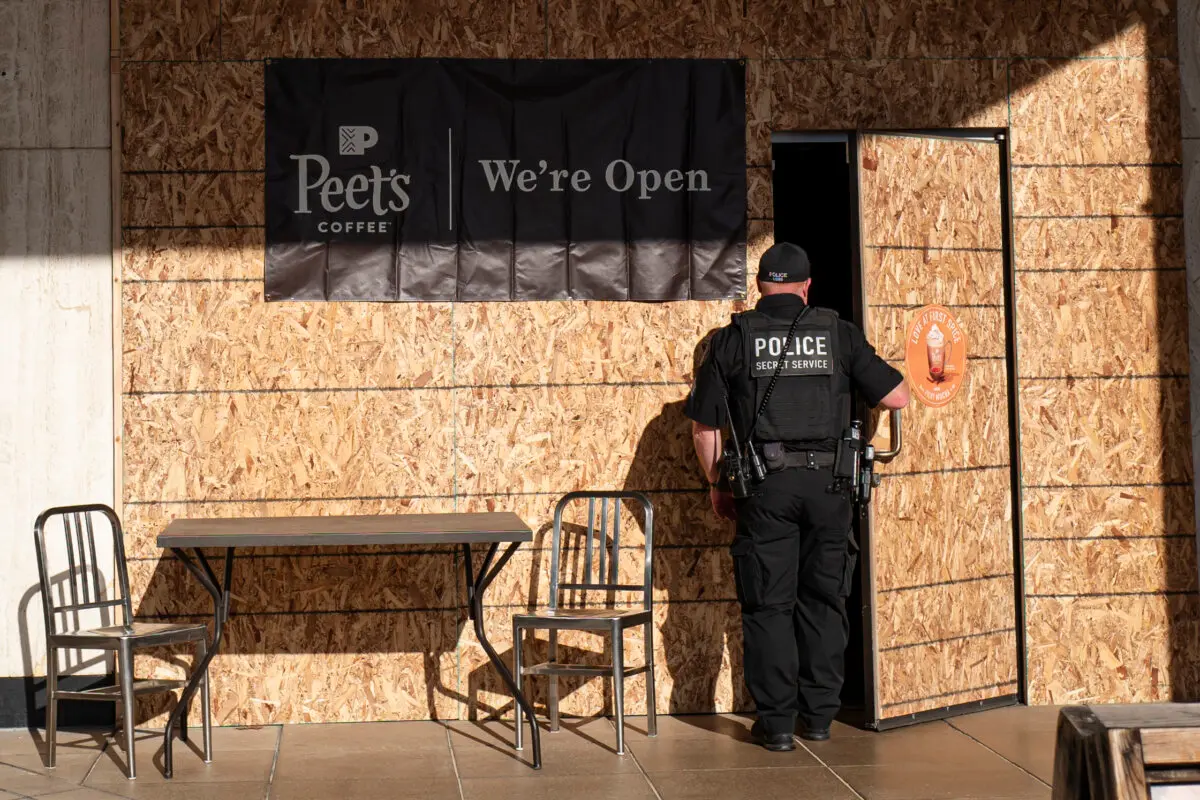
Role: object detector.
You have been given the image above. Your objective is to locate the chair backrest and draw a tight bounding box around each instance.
[549,491,653,612]
[33,504,131,636]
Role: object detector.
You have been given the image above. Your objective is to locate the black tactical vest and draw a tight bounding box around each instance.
[734,306,849,443]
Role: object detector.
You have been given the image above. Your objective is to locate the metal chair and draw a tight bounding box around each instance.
[34,504,212,779]
[512,491,657,755]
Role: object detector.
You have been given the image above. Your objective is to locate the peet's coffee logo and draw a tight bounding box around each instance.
[286,149,712,236]
[291,123,410,234]
[264,59,747,302]
[291,154,412,228]
[338,125,378,156]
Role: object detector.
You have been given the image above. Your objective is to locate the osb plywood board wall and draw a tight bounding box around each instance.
[859,133,1019,717]
[119,0,1192,724]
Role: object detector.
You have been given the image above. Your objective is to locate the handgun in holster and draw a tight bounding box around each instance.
[831,420,881,517]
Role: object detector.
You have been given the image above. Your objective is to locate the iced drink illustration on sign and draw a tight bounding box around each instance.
[904,305,967,409]
[926,323,946,383]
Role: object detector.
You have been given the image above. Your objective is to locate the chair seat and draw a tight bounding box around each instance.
[513,607,652,630]
[50,622,208,649]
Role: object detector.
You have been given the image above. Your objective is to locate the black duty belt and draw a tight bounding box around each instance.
[759,444,836,470]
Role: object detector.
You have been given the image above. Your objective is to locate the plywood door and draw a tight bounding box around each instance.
[858,132,1020,725]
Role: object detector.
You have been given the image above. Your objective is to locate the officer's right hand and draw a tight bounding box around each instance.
[710,487,737,521]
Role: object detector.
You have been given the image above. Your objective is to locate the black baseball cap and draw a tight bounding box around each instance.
[757,242,811,283]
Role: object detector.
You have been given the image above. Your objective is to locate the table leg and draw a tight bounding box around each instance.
[163,547,233,778]
[463,542,541,769]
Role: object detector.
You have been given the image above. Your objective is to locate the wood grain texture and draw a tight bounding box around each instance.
[120,0,218,60]
[1028,595,1200,705]
[1019,377,1192,486]
[1023,485,1195,540]
[873,469,1013,589]
[128,551,460,617]
[454,385,696,495]
[747,166,771,220]
[748,220,774,269]
[864,250,1005,308]
[466,543,732,609]
[862,0,1177,58]
[745,59,770,166]
[878,631,1019,715]
[859,128,1020,719]
[221,0,545,59]
[1013,165,1183,217]
[457,490,734,549]
[861,135,1003,249]
[1015,217,1185,271]
[548,0,748,58]
[122,63,264,172]
[123,228,264,282]
[0,0,108,148]
[883,681,1020,719]
[758,59,1008,142]
[743,0,868,59]
[453,301,734,386]
[1016,269,1188,377]
[1010,59,1183,165]
[751,0,1178,61]
[123,283,453,392]
[122,173,263,228]
[1026,537,1198,595]
[135,611,464,725]
[122,390,456,503]
[868,359,1011,473]
[875,576,1017,648]
[1141,727,1200,765]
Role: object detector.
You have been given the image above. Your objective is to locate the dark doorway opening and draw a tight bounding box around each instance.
[771,133,868,723]
[771,134,859,322]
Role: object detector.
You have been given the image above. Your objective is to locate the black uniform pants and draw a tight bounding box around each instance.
[731,466,856,735]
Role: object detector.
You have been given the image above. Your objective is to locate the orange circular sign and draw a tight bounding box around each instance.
[904,305,968,409]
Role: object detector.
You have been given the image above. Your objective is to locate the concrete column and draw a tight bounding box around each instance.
[0,0,114,726]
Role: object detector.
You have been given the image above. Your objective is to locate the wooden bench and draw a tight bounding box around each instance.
[1053,704,1200,799]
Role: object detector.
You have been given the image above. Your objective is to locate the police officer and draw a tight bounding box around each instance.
[685,242,909,751]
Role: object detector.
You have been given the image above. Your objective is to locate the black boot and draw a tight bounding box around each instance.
[750,720,796,752]
[797,723,831,742]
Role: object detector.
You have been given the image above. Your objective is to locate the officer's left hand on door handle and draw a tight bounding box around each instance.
[710,486,738,521]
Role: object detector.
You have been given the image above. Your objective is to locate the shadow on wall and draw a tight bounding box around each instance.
[624,328,746,716]
[1147,58,1197,704]
[128,326,747,729]
[456,324,745,724]
[14,572,115,730]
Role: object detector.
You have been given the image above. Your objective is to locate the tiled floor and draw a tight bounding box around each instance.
[0,706,1069,800]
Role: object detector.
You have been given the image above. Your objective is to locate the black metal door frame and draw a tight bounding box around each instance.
[851,127,1026,730]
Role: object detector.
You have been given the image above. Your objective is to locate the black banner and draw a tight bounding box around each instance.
[265,59,746,302]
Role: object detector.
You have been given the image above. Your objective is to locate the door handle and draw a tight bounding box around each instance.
[875,408,902,462]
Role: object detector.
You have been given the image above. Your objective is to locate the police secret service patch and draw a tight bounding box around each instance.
[750,329,834,377]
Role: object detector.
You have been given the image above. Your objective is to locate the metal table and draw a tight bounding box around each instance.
[155,512,539,776]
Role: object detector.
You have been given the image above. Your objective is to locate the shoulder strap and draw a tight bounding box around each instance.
[747,305,810,442]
